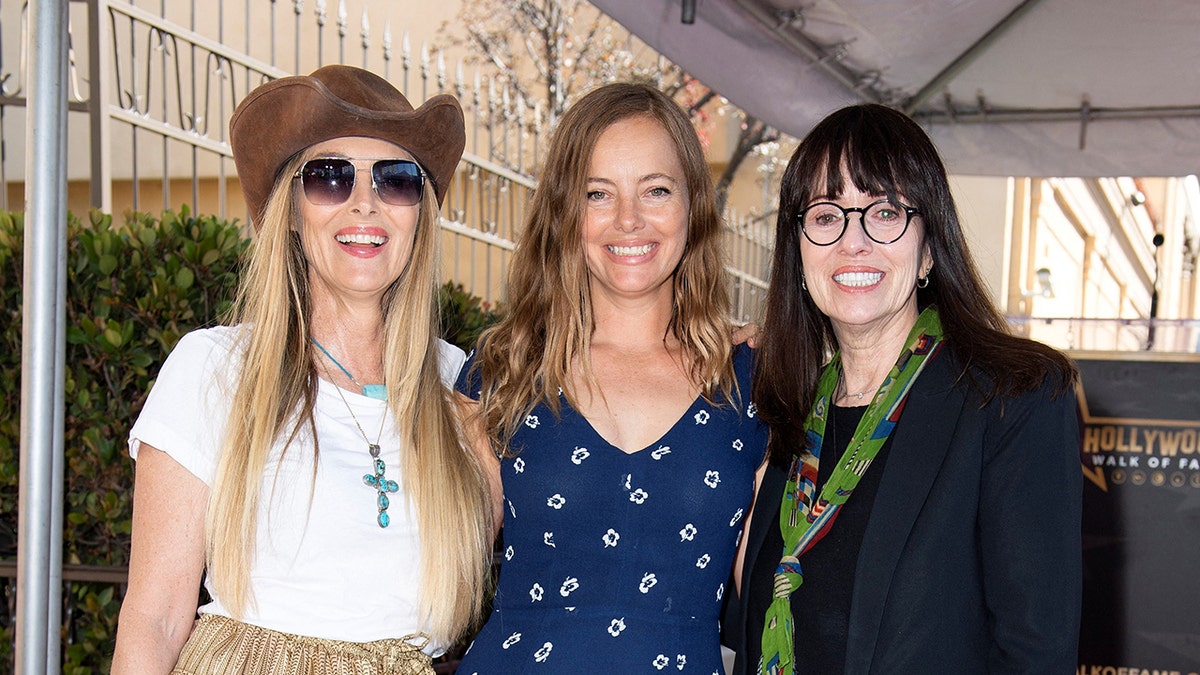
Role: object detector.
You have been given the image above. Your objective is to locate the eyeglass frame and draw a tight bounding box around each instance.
[293,157,427,207]
[796,198,921,246]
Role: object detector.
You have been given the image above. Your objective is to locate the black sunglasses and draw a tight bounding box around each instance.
[295,157,426,207]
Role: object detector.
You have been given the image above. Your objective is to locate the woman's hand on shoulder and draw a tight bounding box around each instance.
[732,323,760,348]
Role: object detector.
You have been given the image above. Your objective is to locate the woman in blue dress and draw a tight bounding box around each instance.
[456,83,768,673]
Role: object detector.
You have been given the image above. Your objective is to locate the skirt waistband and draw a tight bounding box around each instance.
[171,613,434,675]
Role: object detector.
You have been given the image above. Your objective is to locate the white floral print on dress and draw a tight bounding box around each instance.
[560,576,579,596]
[448,348,766,673]
[602,528,620,548]
[730,508,744,527]
[638,572,657,593]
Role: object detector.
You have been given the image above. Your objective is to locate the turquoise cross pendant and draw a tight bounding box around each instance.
[362,442,399,527]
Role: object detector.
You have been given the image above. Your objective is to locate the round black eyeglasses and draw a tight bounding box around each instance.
[797,198,920,246]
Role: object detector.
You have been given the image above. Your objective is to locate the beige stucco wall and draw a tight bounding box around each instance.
[948,175,1010,310]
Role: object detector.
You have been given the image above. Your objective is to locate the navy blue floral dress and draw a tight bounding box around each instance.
[456,346,767,674]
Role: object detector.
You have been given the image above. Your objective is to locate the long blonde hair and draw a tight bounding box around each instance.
[474,82,735,452]
[207,152,493,643]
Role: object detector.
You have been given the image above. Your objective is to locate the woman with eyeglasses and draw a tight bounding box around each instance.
[112,65,494,675]
[721,103,1083,674]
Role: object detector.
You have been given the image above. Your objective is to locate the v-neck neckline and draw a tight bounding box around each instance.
[567,390,705,456]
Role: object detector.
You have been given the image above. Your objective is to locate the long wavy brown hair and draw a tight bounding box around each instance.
[473,82,735,452]
[755,103,1078,464]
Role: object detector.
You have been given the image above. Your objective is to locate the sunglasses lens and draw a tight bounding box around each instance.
[300,158,355,205]
[372,160,425,206]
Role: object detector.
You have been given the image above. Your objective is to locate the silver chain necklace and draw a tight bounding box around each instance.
[316,355,397,528]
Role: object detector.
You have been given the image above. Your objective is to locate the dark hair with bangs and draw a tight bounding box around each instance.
[754,103,1077,463]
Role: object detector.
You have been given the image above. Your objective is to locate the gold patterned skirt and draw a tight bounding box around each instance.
[170,614,434,675]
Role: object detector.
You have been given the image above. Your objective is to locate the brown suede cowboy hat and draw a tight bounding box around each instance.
[229,64,465,223]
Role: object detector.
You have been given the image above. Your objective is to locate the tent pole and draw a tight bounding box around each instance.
[904,0,1047,114]
[16,0,70,672]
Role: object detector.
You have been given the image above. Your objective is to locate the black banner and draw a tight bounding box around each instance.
[1075,353,1200,674]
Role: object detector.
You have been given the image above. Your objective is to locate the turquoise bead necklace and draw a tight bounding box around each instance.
[310,336,388,401]
[312,336,398,528]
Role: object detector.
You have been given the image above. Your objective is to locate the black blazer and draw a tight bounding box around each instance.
[724,348,1082,674]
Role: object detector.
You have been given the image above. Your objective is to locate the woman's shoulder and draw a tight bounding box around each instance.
[732,342,759,383]
[158,325,248,383]
[940,340,1074,400]
[731,342,757,371]
[131,325,246,471]
[728,343,762,416]
[453,340,483,398]
[173,323,246,351]
[435,338,467,387]
[933,344,1075,425]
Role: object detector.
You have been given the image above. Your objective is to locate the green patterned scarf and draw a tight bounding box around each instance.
[759,307,944,675]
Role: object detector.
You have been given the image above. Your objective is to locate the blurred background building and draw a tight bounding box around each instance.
[2,0,1195,349]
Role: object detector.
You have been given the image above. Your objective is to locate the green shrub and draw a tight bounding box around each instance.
[0,207,248,673]
[438,280,503,352]
[0,209,501,673]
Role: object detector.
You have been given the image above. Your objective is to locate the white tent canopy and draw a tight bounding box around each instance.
[591,0,1200,177]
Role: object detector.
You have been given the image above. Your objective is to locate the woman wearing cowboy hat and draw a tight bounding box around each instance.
[112,65,494,674]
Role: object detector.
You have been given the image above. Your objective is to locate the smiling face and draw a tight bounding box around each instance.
[582,115,689,306]
[800,167,933,343]
[296,136,421,307]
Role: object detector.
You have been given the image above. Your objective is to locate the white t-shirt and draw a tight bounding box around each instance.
[128,325,467,644]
